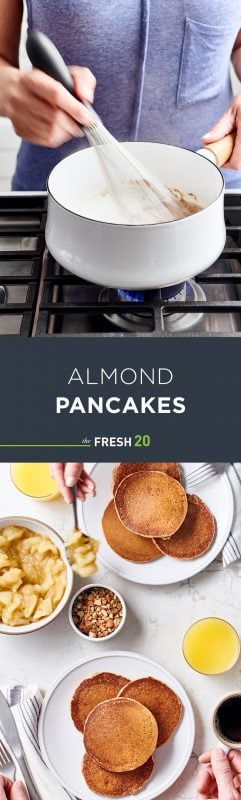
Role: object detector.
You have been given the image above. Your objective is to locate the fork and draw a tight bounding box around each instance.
[72,484,80,530]
[0,739,16,781]
[185,463,227,489]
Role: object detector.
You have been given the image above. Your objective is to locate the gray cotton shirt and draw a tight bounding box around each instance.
[12,0,241,190]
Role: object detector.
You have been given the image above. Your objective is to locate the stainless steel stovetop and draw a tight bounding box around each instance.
[0,191,241,336]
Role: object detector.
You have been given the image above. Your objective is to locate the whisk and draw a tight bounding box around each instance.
[27,29,195,224]
[83,116,194,223]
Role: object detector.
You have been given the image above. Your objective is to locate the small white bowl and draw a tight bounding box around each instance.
[69,583,126,641]
[0,516,73,635]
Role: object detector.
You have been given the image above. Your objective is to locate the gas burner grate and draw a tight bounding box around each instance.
[0,195,46,335]
[0,193,241,336]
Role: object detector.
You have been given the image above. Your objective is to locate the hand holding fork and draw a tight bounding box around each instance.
[0,741,28,799]
[0,776,28,799]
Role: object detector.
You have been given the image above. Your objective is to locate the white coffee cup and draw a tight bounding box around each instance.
[213,693,241,749]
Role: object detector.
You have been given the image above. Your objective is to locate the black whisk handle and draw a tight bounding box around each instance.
[26,28,76,97]
[26,28,99,132]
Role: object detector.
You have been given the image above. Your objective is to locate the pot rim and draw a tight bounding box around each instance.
[47,142,224,229]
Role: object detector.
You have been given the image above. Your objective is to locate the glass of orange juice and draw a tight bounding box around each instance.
[183,617,240,675]
[10,463,60,502]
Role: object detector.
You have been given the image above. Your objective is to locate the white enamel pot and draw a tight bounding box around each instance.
[46,134,234,290]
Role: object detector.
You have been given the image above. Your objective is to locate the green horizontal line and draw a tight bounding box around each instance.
[0,444,92,448]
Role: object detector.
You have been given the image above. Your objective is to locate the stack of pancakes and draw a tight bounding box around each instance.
[71,670,182,796]
[102,463,216,562]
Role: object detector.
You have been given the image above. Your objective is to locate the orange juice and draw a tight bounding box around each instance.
[183,617,240,675]
[10,463,60,501]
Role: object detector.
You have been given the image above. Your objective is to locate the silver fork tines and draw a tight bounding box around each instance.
[185,463,218,489]
[0,739,16,781]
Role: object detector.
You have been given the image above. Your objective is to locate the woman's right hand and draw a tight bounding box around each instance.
[0,776,28,799]
[49,462,96,503]
[4,65,96,147]
[198,748,241,799]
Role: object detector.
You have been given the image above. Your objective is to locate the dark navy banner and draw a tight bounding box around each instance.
[0,337,239,461]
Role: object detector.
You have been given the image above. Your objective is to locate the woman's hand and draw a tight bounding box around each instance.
[202,93,241,169]
[4,65,96,147]
[197,748,241,799]
[0,776,28,799]
[49,462,96,503]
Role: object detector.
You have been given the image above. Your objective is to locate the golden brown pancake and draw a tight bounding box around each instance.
[71,672,128,733]
[82,753,154,796]
[102,500,161,562]
[114,471,188,538]
[119,677,182,747]
[83,698,158,771]
[154,494,215,559]
[112,462,181,494]
[152,539,164,553]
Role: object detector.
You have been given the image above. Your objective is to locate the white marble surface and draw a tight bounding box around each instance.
[0,463,241,800]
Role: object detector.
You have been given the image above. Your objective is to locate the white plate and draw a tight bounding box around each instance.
[82,463,234,585]
[39,651,195,799]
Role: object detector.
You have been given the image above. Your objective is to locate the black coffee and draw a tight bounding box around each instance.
[215,696,241,742]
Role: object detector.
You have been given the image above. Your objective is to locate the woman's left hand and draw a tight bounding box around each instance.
[0,776,28,799]
[202,92,241,169]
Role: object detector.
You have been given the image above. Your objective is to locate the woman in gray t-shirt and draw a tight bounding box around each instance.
[0,0,241,188]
